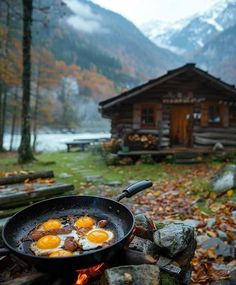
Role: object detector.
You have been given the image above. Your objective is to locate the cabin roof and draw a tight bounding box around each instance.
[99,63,236,109]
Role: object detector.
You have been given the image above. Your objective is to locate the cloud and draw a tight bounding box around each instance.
[65,0,106,33]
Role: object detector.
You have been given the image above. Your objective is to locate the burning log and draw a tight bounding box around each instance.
[75,263,106,285]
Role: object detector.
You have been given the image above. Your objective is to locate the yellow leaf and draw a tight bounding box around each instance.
[226,190,234,197]
[154,191,161,197]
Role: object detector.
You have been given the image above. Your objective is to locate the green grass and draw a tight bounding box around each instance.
[0,151,170,191]
[0,151,235,207]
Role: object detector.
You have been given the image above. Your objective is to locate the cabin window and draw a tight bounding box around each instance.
[208,105,221,124]
[141,107,155,127]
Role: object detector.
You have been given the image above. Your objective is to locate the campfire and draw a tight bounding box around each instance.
[75,264,106,285]
[0,214,196,285]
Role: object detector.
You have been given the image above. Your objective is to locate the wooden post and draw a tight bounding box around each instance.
[158,120,163,150]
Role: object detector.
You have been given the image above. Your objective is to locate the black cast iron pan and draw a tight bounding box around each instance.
[2,180,152,272]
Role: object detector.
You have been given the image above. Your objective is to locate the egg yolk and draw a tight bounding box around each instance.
[49,250,73,257]
[87,230,109,243]
[75,216,94,228]
[41,219,61,231]
[36,235,61,249]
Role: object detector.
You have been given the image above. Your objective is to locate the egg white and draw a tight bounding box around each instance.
[30,230,80,256]
[78,228,114,250]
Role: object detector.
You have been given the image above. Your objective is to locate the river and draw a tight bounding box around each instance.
[3,132,111,152]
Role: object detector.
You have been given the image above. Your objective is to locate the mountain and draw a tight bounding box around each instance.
[35,0,183,88]
[194,24,236,84]
[141,0,236,57]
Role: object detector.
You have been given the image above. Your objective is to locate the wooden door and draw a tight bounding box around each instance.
[170,105,193,146]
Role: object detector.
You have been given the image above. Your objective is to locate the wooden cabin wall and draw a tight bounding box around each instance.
[193,102,236,146]
[230,105,236,127]
[109,100,171,149]
[110,103,133,138]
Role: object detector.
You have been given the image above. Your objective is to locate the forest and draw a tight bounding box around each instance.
[0,0,123,162]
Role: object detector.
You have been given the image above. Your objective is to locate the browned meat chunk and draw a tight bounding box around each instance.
[63,237,78,252]
[23,226,73,241]
[98,220,108,228]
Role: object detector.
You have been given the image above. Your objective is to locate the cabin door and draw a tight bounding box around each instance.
[170,104,193,146]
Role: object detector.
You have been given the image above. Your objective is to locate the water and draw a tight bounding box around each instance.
[3,132,111,152]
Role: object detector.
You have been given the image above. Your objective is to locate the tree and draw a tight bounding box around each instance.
[18,0,34,163]
[31,48,58,151]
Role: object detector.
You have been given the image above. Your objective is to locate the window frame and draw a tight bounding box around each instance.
[141,105,155,128]
[208,103,222,127]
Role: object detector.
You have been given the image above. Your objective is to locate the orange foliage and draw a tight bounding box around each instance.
[77,66,116,100]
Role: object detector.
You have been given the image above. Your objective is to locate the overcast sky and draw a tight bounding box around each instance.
[91,0,219,25]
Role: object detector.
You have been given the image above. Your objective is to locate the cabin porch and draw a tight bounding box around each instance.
[117,146,236,163]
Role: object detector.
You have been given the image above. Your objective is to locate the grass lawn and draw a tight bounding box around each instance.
[1,150,235,203]
[0,151,209,190]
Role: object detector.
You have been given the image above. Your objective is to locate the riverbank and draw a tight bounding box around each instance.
[3,132,110,152]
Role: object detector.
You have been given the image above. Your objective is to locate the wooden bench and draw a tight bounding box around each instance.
[65,141,92,152]
[65,138,110,152]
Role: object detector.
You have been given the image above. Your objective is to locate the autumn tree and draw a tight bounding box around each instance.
[17,0,34,163]
[56,61,79,129]
[31,47,58,151]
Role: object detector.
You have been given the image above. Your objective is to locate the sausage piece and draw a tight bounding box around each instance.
[63,237,78,252]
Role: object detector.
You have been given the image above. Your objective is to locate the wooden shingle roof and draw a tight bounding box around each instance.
[99,63,236,110]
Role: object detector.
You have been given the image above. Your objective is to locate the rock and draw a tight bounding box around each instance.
[196,235,210,245]
[160,271,180,285]
[232,211,236,218]
[181,219,202,228]
[153,223,194,258]
[135,214,152,229]
[101,264,160,285]
[157,256,172,268]
[207,218,216,228]
[161,263,181,276]
[105,181,122,187]
[58,172,72,178]
[213,143,224,152]
[201,238,235,259]
[175,234,197,269]
[212,264,236,284]
[129,236,157,256]
[211,164,236,193]
[217,230,228,241]
[85,175,103,183]
[181,267,192,285]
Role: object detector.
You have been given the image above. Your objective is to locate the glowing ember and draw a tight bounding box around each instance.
[75,263,105,285]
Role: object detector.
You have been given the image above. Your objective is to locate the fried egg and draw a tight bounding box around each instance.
[78,228,114,250]
[49,249,73,257]
[30,230,79,256]
[38,219,62,231]
[74,216,95,229]
[30,235,63,256]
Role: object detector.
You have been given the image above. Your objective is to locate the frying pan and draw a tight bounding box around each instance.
[2,180,152,272]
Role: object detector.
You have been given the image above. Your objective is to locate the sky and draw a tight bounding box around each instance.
[91,0,219,25]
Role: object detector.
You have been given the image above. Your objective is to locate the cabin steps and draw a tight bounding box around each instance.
[173,152,205,164]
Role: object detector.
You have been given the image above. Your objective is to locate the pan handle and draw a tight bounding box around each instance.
[116,180,153,202]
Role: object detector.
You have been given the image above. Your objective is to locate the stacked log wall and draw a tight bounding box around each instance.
[193,103,236,146]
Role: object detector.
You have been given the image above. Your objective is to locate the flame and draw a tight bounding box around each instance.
[75,263,105,285]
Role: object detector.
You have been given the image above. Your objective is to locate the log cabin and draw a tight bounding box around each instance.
[99,63,236,153]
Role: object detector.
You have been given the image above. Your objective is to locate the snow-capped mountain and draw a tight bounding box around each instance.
[141,0,236,56]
